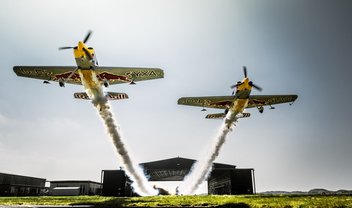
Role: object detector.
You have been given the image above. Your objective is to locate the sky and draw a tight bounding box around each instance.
[1,0,352,193]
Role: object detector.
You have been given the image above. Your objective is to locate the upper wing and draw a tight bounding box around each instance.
[13,66,81,85]
[95,67,164,85]
[177,96,234,109]
[247,95,298,108]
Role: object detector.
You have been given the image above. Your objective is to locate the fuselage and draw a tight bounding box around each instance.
[225,77,253,127]
[73,42,101,97]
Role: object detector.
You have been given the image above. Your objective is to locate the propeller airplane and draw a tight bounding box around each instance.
[178,66,298,129]
[13,31,164,101]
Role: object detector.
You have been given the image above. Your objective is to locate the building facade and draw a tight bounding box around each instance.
[208,168,255,195]
[101,157,256,196]
[101,170,134,197]
[0,172,46,196]
[50,180,102,196]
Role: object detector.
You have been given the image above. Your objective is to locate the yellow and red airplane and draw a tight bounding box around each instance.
[178,66,297,129]
[13,31,164,101]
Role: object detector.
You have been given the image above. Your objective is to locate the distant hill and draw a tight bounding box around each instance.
[260,189,352,195]
[260,191,307,195]
[308,189,352,195]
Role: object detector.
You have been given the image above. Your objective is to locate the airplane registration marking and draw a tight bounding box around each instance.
[125,70,159,78]
[267,96,294,104]
[18,68,53,77]
[180,98,233,109]
[181,98,210,105]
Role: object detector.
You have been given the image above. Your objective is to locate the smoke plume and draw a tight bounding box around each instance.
[79,71,157,196]
[180,111,233,195]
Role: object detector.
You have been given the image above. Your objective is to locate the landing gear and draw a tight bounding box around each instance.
[103,80,109,87]
[258,106,264,113]
[224,109,229,114]
[59,80,65,87]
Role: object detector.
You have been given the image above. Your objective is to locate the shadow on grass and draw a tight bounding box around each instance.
[70,197,165,207]
[71,197,251,208]
[70,197,128,207]
[70,197,251,208]
[215,202,250,208]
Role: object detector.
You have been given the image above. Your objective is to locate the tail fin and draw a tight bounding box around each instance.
[205,113,226,119]
[74,92,129,100]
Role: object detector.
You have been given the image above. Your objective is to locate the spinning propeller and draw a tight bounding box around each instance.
[59,30,93,51]
[57,31,94,86]
[59,31,94,60]
[230,66,262,91]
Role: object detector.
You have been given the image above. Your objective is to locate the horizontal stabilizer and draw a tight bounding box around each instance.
[205,113,226,119]
[74,92,90,100]
[74,92,129,100]
[236,112,251,119]
[105,92,129,100]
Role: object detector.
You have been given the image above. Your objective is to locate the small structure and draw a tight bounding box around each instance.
[208,168,255,195]
[0,172,46,196]
[50,180,102,196]
[101,170,134,196]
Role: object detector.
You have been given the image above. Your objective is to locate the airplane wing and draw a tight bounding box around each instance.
[177,96,234,109]
[178,94,298,109]
[95,67,164,85]
[13,66,81,85]
[247,95,298,108]
[13,66,164,85]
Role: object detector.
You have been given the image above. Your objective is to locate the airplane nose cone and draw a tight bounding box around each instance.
[78,41,84,49]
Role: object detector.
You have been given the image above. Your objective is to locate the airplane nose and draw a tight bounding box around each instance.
[78,41,84,49]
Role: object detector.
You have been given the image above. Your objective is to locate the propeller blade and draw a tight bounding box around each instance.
[59,46,74,50]
[243,66,247,78]
[83,47,93,60]
[83,30,93,43]
[251,83,263,91]
[231,82,244,89]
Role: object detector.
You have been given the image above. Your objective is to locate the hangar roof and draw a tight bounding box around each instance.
[139,157,236,181]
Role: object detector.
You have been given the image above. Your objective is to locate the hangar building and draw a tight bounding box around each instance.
[101,157,255,196]
[0,172,46,196]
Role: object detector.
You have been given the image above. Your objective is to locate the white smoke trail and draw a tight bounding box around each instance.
[180,111,234,195]
[79,70,157,196]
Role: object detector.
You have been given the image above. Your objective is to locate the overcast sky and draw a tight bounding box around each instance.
[1,0,352,193]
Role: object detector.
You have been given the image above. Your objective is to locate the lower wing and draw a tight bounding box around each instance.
[247,95,298,108]
[13,66,81,85]
[177,96,234,109]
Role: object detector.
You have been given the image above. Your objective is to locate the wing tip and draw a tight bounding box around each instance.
[177,98,185,105]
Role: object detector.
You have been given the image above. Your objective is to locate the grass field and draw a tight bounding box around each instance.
[0,195,352,207]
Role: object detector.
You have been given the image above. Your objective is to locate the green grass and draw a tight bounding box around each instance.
[0,195,352,207]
